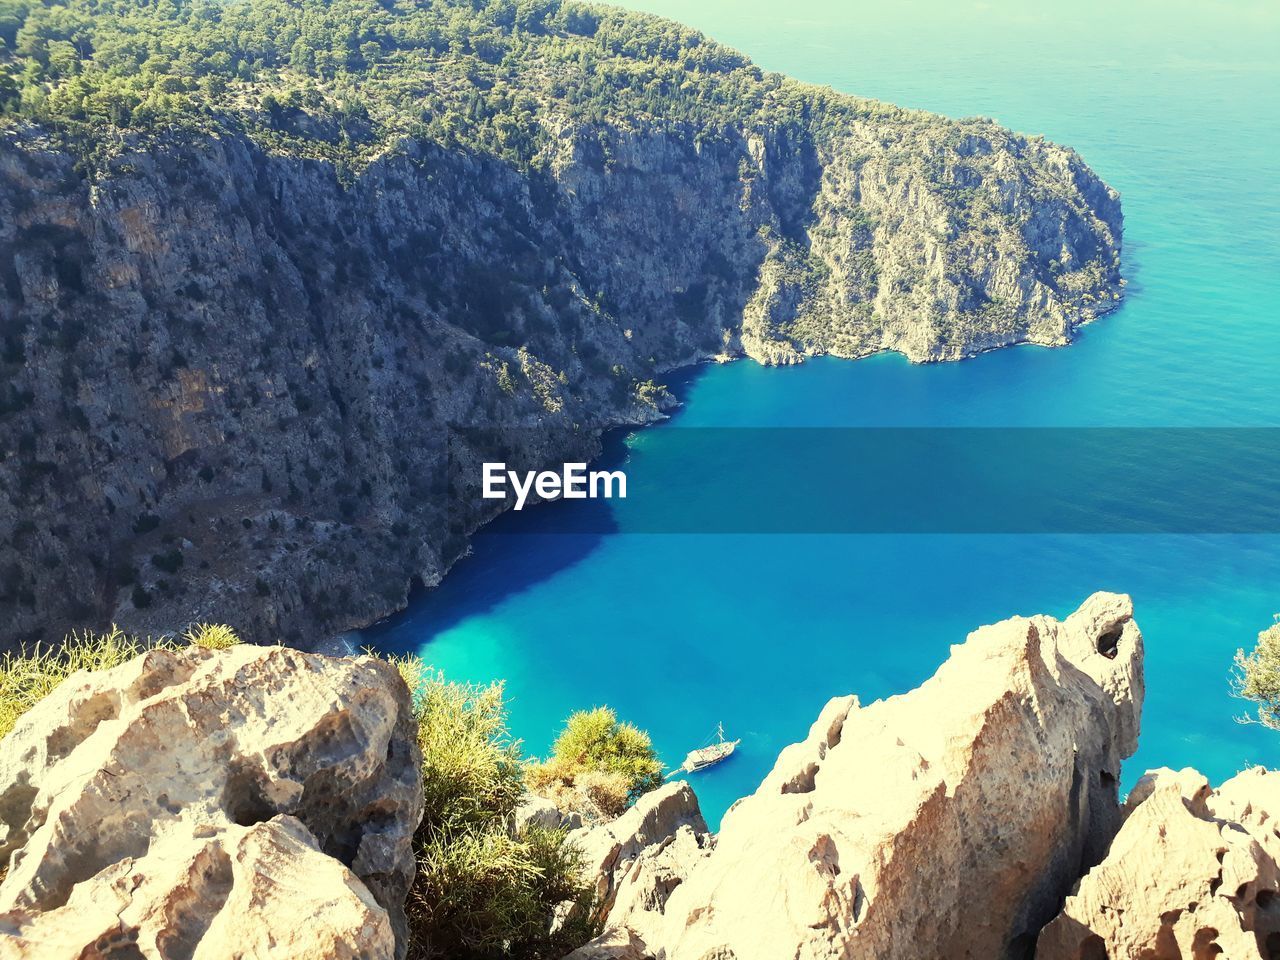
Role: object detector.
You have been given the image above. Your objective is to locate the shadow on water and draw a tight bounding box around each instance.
[363,362,713,652]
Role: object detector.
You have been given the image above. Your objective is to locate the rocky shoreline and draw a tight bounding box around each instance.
[3,594,1274,959]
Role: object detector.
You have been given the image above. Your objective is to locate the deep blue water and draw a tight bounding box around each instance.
[365,0,1280,825]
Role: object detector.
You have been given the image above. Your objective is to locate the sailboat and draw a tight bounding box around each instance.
[674,723,740,774]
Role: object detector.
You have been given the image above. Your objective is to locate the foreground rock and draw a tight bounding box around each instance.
[1037,767,1280,959]
[563,781,712,958]
[0,644,423,959]
[592,592,1143,960]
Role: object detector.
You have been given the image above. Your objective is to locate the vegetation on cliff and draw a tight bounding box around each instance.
[1233,615,1280,729]
[0,621,240,737]
[394,654,598,958]
[0,0,1123,655]
[0,0,889,169]
[528,706,664,817]
[1,630,678,957]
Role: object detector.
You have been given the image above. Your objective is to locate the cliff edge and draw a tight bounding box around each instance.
[6,596,1278,959]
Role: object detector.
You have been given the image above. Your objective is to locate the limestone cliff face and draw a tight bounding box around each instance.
[579,592,1143,960]
[0,111,1121,649]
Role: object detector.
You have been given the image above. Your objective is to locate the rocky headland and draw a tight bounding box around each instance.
[2,594,1276,959]
[0,0,1122,652]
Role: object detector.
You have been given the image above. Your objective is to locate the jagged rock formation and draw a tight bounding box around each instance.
[593,821,710,955]
[579,592,1143,960]
[563,781,712,960]
[568,780,710,926]
[513,793,582,833]
[0,644,423,959]
[11,593,1280,960]
[1037,767,1280,959]
[0,90,1121,652]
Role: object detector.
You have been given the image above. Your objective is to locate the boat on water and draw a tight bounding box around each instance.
[673,723,740,774]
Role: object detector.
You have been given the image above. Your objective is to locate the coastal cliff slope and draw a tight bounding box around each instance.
[5,596,1278,959]
[580,591,1143,959]
[0,0,1122,649]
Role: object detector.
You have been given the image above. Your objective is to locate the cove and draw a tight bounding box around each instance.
[363,0,1280,826]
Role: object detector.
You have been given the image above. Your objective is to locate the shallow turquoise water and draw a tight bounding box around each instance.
[366,0,1280,825]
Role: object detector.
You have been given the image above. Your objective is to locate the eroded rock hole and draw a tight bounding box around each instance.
[222,770,276,827]
[1095,624,1124,659]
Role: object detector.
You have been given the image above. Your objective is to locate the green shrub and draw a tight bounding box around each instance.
[411,822,594,960]
[151,548,183,574]
[395,656,597,959]
[527,707,664,818]
[1234,616,1280,728]
[132,513,161,534]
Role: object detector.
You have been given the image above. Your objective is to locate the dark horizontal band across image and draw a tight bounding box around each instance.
[448,427,1280,534]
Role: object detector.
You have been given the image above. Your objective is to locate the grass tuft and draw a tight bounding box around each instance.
[0,626,153,740]
[182,622,241,650]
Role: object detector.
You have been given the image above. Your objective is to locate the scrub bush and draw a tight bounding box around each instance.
[527,707,664,818]
[394,656,597,959]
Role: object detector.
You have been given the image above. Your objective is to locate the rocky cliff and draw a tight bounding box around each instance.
[567,595,1280,960]
[613,591,1143,960]
[5,595,1278,959]
[0,102,1121,649]
[1037,766,1280,959]
[0,643,423,958]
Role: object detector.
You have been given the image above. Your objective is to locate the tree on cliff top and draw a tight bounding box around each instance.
[0,0,885,170]
[1233,616,1280,729]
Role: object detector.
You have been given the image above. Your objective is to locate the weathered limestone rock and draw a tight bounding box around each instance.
[511,793,583,834]
[603,824,711,952]
[514,794,569,833]
[1037,767,1280,960]
[564,781,712,960]
[1209,766,1280,864]
[0,643,423,959]
[646,592,1143,960]
[563,926,652,960]
[1121,764,1210,813]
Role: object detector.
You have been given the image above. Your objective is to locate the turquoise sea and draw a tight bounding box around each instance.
[366,0,1280,825]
